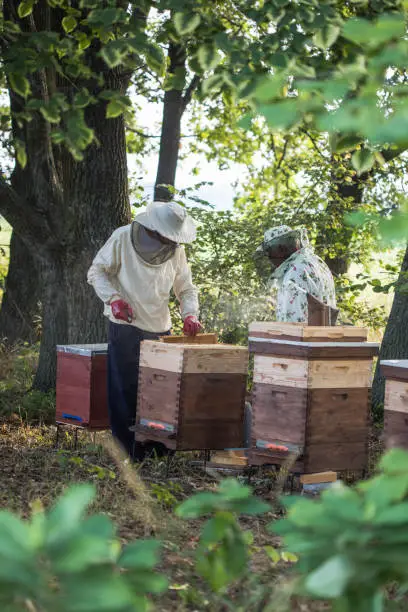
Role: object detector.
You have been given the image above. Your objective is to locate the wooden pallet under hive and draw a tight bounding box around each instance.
[135,340,248,450]
[55,344,109,430]
[381,360,408,450]
[247,322,379,473]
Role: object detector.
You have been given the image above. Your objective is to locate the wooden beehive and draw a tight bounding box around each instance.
[56,344,109,430]
[247,322,379,473]
[381,360,408,449]
[135,341,248,450]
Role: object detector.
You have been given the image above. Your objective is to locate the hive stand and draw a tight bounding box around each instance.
[134,339,248,454]
[248,322,379,475]
[381,360,408,450]
[55,344,109,448]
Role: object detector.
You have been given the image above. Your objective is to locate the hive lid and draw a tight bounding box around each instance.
[381,360,408,380]
[57,344,108,356]
[249,336,379,358]
[249,321,368,343]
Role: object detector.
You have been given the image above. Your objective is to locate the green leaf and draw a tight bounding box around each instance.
[379,448,408,474]
[9,73,30,98]
[62,15,78,33]
[39,104,61,123]
[176,492,219,518]
[46,484,95,546]
[74,89,95,109]
[173,12,201,36]
[106,100,125,118]
[314,24,341,50]
[343,14,405,47]
[100,43,128,69]
[120,539,162,569]
[15,141,27,169]
[264,545,280,564]
[330,133,362,153]
[144,43,165,76]
[305,555,353,598]
[259,101,300,130]
[197,43,221,72]
[202,73,224,96]
[254,75,284,103]
[351,148,375,175]
[17,0,35,18]
[0,511,32,559]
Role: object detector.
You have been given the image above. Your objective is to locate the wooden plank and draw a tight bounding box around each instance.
[384,410,408,449]
[381,361,408,382]
[247,448,304,471]
[183,346,248,374]
[308,359,373,389]
[180,373,246,421]
[384,379,408,414]
[160,333,218,344]
[303,327,368,343]
[306,388,369,445]
[300,471,337,484]
[249,321,303,341]
[137,367,181,426]
[251,383,307,445]
[253,355,308,387]
[305,442,368,473]
[139,341,184,373]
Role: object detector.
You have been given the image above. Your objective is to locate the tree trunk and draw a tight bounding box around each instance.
[33,85,130,390]
[0,231,41,344]
[371,244,408,413]
[154,45,186,202]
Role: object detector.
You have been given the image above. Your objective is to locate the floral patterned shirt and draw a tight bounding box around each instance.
[270,247,336,323]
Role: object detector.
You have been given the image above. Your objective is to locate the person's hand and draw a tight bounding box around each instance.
[183,315,202,336]
[111,299,133,323]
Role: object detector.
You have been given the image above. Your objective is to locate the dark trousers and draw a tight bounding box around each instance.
[107,321,169,459]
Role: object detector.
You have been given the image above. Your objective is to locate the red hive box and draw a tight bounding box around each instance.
[56,344,109,429]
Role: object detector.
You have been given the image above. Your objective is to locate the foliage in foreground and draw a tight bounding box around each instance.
[3,449,408,610]
[274,448,408,612]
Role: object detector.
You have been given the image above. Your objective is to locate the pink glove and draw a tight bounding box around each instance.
[111,299,133,323]
[183,315,202,336]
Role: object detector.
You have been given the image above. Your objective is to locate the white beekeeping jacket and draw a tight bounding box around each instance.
[87,225,199,333]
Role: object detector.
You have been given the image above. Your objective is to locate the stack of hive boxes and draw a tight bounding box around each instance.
[248,322,379,473]
[135,339,249,450]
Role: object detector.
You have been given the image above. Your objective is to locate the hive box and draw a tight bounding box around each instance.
[135,341,248,450]
[381,360,408,449]
[248,322,379,473]
[56,344,109,429]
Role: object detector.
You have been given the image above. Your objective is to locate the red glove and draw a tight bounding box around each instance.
[183,315,202,336]
[111,299,133,323]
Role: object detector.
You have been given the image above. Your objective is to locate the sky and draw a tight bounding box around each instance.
[127,96,246,211]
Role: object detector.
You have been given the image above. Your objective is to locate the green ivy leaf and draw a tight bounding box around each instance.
[144,43,165,76]
[106,100,125,118]
[351,148,375,175]
[173,12,201,36]
[9,73,30,98]
[62,15,78,33]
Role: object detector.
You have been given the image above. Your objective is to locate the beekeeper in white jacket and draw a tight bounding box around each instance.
[87,201,201,460]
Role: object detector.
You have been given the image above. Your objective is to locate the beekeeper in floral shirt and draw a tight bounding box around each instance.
[254,225,336,322]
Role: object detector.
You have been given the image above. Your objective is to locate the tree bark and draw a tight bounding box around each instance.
[0,231,41,344]
[372,244,408,413]
[154,44,199,202]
